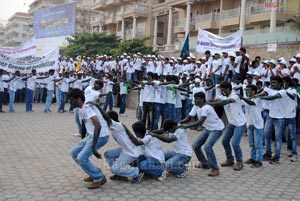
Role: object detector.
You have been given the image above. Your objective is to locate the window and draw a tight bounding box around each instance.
[157,21,164,37]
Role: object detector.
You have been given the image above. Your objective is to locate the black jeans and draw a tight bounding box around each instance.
[0,91,4,110]
[142,102,154,130]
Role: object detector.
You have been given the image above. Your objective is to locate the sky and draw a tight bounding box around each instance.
[0,0,34,21]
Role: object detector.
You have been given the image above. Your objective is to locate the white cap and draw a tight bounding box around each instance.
[183,60,188,63]
[196,60,201,64]
[127,56,131,59]
[195,78,201,83]
[289,58,297,63]
[295,53,300,58]
[279,60,287,66]
[177,57,182,61]
[269,59,277,65]
[137,52,141,55]
[253,71,260,77]
[278,57,285,61]
[187,56,191,59]
[262,60,270,64]
[123,52,127,56]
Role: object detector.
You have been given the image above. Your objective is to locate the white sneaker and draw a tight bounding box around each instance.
[119,113,128,117]
[158,170,167,181]
[176,167,190,178]
[291,156,298,162]
[73,133,81,137]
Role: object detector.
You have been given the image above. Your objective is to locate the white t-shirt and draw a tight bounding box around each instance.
[46,75,55,91]
[79,104,109,137]
[27,76,37,90]
[234,56,242,74]
[291,63,300,83]
[9,77,21,92]
[110,120,140,158]
[169,128,192,157]
[284,88,297,118]
[212,58,222,75]
[156,60,163,75]
[141,134,165,164]
[60,78,70,93]
[220,93,246,126]
[134,58,142,71]
[119,82,128,95]
[222,57,231,75]
[153,81,166,104]
[165,84,177,104]
[142,81,155,103]
[243,98,264,129]
[189,104,224,131]
[84,86,100,102]
[267,89,287,119]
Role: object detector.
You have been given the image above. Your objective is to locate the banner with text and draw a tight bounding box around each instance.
[34,2,76,39]
[0,47,59,73]
[0,38,36,58]
[196,29,242,53]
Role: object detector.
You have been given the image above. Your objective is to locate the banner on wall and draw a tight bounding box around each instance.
[0,47,59,73]
[0,38,36,58]
[196,29,242,53]
[34,2,76,39]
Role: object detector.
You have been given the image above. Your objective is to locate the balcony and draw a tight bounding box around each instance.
[93,0,122,11]
[221,8,240,26]
[174,19,195,33]
[122,4,149,18]
[194,13,220,30]
[104,13,117,24]
[91,15,104,26]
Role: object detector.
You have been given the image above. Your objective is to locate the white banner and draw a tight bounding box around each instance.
[196,29,242,54]
[0,38,36,58]
[0,47,59,73]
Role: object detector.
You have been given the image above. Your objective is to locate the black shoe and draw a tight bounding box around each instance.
[269,157,280,164]
[110,175,128,181]
[131,172,144,184]
[263,153,272,161]
[220,160,234,167]
[0,110,6,113]
[245,158,256,164]
[251,161,263,168]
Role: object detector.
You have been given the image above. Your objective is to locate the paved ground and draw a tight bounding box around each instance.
[0,103,300,201]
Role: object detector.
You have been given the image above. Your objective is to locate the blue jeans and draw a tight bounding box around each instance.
[25,88,34,111]
[164,151,191,174]
[8,90,15,112]
[58,92,67,111]
[193,129,223,170]
[136,106,142,121]
[222,123,246,163]
[74,108,82,133]
[264,117,285,159]
[104,148,139,177]
[55,87,61,105]
[185,98,193,117]
[248,125,263,162]
[165,103,175,120]
[176,107,182,123]
[119,94,127,114]
[284,118,297,156]
[126,72,133,81]
[103,93,113,111]
[153,103,167,130]
[71,135,109,182]
[137,155,164,177]
[212,74,220,86]
[44,90,53,112]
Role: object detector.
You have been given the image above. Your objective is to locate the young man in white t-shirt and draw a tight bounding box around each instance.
[69,89,110,189]
[240,85,264,167]
[150,119,192,178]
[259,76,287,164]
[180,92,224,176]
[209,82,246,171]
[125,121,165,183]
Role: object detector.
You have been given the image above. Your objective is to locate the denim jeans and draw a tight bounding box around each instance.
[8,90,15,112]
[176,107,182,123]
[55,87,61,105]
[58,92,67,111]
[103,93,113,111]
[74,108,82,133]
[142,102,154,130]
[71,135,109,182]
[126,72,133,81]
[0,91,4,110]
[135,70,143,81]
[119,94,127,114]
[25,88,34,111]
[153,103,167,130]
[264,117,285,159]
[164,151,191,174]
[212,74,220,86]
[284,118,297,156]
[165,103,175,120]
[44,90,53,112]
[104,147,139,177]
[137,155,164,177]
[248,125,263,162]
[136,106,143,121]
[185,98,193,117]
[193,129,223,170]
[222,123,246,163]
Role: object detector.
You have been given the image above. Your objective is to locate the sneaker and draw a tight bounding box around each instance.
[73,133,81,137]
[290,155,298,162]
[131,172,144,184]
[158,170,167,181]
[87,176,107,189]
[84,176,93,182]
[119,113,128,117]
[251,161,263,168]
[194,163,210,169]
[263,153,272,161]
[220,160,234,167]
[233,163,243,171]
[245,158,256,164]
[208,169,220,177]
[176,168,190,178]
[110,175,128,181]
[269,156,280,164]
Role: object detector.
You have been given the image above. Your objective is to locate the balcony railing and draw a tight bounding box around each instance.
[123,4,148,15]
[195,13,220,23]
[222,8,240,19]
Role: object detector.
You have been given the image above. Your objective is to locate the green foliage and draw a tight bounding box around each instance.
[64,32,121,58]
[118,37,157,56]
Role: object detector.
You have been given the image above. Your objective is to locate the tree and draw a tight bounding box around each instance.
[63,32,121,58]
[118,37,157,56]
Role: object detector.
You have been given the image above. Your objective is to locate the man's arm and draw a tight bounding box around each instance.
[149,132,177,143]
[260,93,282,101]
[179,115,193,124]
[91,116,102,158]
[180,116,207,129]
[123,124,144,146]
[208,98,235,106]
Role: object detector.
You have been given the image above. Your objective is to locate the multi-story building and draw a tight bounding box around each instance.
[4,12,32,47]
[91,0,300,55]
[0,20,7,46]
